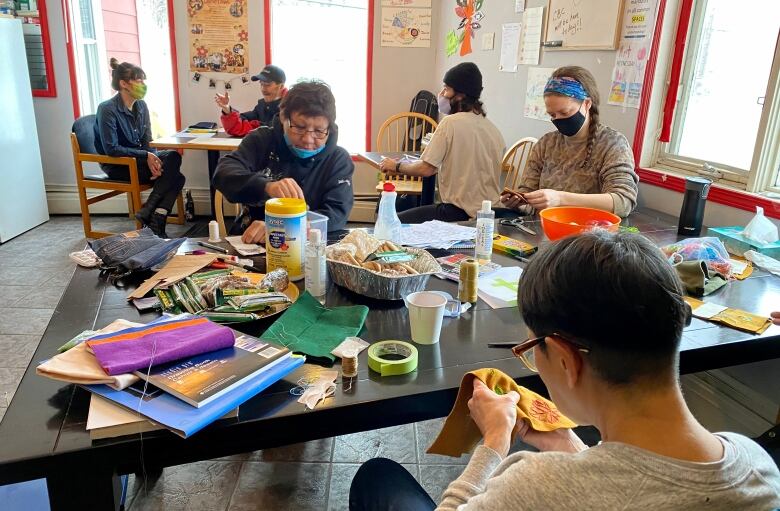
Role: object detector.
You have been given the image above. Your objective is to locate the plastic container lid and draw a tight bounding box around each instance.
[481,200,492,213]
[308,229,322,244]
[383,182,396,192]
[265,198,307,215]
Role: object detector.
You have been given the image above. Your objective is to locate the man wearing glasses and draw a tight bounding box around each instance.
[214,80,354,243]
[215,64,287,137]
[350,230,780,510]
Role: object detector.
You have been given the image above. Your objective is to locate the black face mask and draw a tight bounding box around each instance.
[551,109,586,137]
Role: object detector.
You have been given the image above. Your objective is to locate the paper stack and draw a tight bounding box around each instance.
[400,220,477,250]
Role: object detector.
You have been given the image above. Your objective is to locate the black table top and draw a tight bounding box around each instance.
[1,208,779,484]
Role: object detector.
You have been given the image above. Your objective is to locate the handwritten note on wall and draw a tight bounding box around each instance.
[544,0,623,50]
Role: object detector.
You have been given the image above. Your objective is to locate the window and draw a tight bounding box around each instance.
[653,0,780,194]
[269,0,369,152]
[70,0,110,115]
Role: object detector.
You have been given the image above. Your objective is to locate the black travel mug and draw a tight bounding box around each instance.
[677,177,712,237]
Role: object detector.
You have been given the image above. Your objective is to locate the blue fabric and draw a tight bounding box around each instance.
[544,77,589,100]
[94,93,154,159]
[284,133,326,159]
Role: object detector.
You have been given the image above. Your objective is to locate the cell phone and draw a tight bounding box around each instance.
[501,187,528,204]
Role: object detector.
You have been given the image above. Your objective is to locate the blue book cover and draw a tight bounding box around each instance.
[84,355,304,438]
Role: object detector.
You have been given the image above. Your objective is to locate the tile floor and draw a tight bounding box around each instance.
[0,215,479,510]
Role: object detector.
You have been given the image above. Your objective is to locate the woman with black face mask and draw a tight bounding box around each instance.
[500,66,638,217]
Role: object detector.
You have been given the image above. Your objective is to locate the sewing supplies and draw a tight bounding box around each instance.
[341,349,359,378]
[297,370,338,409]
[501,187,529,205]
[367,340,418,376]
[265,198,307,281]
[331,336,370,358]
[499,217,537,236]
[457,257,479,304]
[208,220,221,243]
[197,240,229,254]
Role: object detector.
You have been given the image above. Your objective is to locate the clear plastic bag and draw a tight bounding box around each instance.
[742,206,778,245]
[661,237,732,277]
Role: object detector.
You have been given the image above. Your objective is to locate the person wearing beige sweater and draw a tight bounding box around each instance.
[501,66,639,217]
[349,231,780,510]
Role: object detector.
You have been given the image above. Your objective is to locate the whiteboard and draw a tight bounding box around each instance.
[544,0,623,50]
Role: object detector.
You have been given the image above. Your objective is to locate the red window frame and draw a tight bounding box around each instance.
[62,0,182,131]
[633,0,780,219]
[263,0,374,153]
[30,0,57,98]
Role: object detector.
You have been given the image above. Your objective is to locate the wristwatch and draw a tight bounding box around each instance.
[395,161,402,173]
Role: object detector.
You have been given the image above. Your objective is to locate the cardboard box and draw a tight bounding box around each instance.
[708,226,780,259]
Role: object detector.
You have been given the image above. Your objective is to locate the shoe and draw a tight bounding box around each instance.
[134,207,152,227]
[149,213,168,238]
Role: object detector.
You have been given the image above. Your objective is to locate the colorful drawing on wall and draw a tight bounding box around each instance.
[608,0,659,107]
[524,67,555,121]
[380,1,432,48]
[445,29,462,57]
[454,0,484,56]
[188,0,249,74]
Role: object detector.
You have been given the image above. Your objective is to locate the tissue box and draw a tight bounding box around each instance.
[708,226,780,258]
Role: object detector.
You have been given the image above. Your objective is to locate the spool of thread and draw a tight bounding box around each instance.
[458,258,479,304]
[208,220,220,242]
[341,349,359,378]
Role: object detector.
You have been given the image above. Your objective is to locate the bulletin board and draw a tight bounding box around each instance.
[544,0,624,50]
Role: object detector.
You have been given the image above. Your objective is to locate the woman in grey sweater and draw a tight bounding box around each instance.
[501,66,639,217]
[349,231,780,510]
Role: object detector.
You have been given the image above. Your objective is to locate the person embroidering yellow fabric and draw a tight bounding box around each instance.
[501,66,639,217]
[349,230,780,510]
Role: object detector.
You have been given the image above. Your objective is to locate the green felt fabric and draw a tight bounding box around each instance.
[260,291,369,364]
[675,260,728,297]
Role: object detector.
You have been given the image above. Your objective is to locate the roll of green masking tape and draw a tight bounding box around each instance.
[367,340,418,376]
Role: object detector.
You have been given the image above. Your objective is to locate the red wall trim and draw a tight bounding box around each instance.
[166,0,181,131]
[659,0,693,142]
[32,0,57,97]
[263,0,271,65]
[632,0,780,220]
[62,0,80,118]
[365,1,374,152]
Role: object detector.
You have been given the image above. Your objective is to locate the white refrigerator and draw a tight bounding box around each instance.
[0,17,49,243]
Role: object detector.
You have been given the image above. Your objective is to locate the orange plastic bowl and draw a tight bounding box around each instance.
[539,207,621,241]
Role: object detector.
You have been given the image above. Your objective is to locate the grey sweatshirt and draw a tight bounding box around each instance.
[436,432,780,510]
[517,124,639,217]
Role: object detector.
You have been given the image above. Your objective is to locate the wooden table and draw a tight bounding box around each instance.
[356,151,436,206]
[1,208,779,509]
[151,134,242,217]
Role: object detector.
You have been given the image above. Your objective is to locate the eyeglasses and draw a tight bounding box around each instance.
[488,333,590,373]
[286,120,329,140]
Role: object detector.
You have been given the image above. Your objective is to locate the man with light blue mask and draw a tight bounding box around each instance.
[213,80,355,243]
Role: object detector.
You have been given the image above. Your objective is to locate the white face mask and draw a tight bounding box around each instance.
[437,94,452,115]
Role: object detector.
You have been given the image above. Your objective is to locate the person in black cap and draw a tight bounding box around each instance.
[215,64,287,136]
[380,62,505,223]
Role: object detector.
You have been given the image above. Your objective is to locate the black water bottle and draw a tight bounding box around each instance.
[184,189,195,221]
[677,177,712,236]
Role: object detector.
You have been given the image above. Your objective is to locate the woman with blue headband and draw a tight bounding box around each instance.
[501,66,638,217]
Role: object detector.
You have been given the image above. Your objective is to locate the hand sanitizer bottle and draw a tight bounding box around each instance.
[305,229,327,303]
[475,200,495,264]
[374,182,401,243]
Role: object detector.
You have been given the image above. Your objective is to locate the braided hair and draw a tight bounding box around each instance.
[550,66,600,168]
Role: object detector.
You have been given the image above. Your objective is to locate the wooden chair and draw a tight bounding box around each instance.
[501,137,538,191]
[357,112,438,202]
[214,190,241,238]
[71,115,184,239]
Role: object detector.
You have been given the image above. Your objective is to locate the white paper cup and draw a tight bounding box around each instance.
[406,291,447,345]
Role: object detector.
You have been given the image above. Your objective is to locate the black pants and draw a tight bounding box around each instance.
[103,150,185,213]
[349,458,436,511]
[398,203,470,224]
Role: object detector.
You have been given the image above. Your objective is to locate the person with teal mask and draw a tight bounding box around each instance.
[94,58,185,237]
[213,80,355,243]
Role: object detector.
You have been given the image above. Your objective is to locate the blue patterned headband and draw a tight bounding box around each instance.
[544,77,589,101]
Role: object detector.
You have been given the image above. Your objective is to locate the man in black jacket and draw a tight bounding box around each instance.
[213,80,355,243]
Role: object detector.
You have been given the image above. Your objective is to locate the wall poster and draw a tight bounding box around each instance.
[608,0,659,107]
[188,0,249,74]
[381,0,432,48]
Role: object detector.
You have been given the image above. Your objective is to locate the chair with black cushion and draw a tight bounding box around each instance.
[70,115,184,239]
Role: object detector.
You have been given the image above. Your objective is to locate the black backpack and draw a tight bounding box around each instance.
[407,90,438,150]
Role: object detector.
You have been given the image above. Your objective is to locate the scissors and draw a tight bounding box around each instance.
[499,217,537,236]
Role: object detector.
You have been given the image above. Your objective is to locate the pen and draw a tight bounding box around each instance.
[197,240,229,254]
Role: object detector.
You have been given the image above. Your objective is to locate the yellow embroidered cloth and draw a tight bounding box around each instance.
[685,297,771,334]
[427,368,576,457]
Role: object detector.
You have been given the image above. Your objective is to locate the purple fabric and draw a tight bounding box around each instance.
[87,318,235,375]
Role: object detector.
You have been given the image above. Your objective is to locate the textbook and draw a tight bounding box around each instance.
[83,353,304,438]
[133,335,290,408]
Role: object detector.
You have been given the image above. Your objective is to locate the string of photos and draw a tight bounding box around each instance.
[191,72,252,90]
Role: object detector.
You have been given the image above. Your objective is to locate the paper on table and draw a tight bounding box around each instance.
[225,236,266,256]
[175,130,216,139]
[477,267,523,309]
[127,254,220,299]
[692,302,728,319]
[399,220,477,249]
[187,137,241,147]
[728,258,749,275]
[499,23,521,72]
[519,7,544,65]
